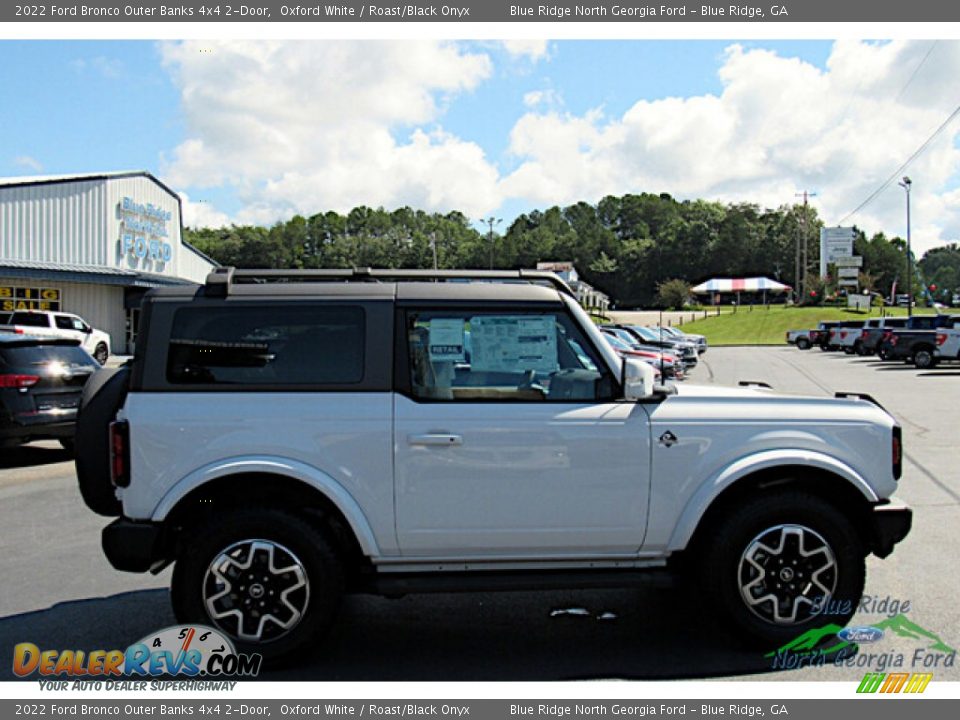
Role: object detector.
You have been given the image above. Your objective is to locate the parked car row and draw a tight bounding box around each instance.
[787,314,960,369]
[599,323,707,381]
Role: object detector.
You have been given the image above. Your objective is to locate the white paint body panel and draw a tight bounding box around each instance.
[393,394,651,557]
[1,310,111,357]
[119,380,899,566]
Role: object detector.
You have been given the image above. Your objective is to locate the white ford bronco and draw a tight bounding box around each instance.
[76,268,911,662]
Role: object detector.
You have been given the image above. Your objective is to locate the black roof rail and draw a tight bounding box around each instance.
[203,267,577,298]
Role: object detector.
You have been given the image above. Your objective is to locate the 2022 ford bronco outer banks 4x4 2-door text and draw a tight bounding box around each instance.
[76,268,912,663]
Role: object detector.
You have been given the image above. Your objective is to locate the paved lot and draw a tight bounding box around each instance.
[0,346,956,681]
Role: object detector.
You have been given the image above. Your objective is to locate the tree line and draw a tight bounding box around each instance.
[184,193,960,307]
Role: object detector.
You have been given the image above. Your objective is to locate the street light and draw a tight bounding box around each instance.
[898,176,912,318]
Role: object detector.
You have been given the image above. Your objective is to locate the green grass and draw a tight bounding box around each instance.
[678,305,938,346]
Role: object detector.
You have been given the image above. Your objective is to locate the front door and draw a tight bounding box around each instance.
[393,307,651,559]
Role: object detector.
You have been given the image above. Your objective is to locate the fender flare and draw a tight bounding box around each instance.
[666,449,878,552]
[151,456,381,557]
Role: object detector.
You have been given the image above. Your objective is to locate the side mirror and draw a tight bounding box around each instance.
[622,357,656,401]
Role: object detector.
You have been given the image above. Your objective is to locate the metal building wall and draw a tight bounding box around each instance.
[0,179,108,265]
[104,175,183,277]
[0,277,125,356]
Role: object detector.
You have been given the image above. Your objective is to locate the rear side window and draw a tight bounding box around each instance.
[167,305,365,386]
[10,312,50,328]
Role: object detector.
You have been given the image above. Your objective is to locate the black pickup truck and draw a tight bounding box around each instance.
[879,315,960,368]
[859,317,908,357]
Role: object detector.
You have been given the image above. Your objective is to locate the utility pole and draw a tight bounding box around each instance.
[898,177,913,318]
[481,217,502,270]
[795,191,817,298]
[429,231,438,270]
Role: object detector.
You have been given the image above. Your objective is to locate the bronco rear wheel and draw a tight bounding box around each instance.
[698,490,865,647]
[171,508,343,664]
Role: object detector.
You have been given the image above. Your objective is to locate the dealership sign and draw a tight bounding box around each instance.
[820,227,857,277]
[118,197,173,270]
[0,286,61,312]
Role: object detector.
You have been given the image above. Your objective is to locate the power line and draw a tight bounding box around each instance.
[837,100,960,225]
[894,41,938,105]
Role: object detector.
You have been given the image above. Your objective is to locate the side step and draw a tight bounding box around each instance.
[353,568,676,597]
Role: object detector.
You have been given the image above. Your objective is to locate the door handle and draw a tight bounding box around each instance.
[407,433,463,447]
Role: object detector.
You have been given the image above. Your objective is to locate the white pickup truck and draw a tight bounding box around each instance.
[935,328,960,365]
[0,310,111,364]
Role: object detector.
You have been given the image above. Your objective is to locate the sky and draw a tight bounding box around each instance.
[2,39,959,255]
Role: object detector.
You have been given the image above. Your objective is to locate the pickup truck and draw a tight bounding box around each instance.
[0,310,111,365]
[827,321,865,354]
[859,317,908,357]
[786,321,840,351]
[935,327,960,365]
[878,315,960,368]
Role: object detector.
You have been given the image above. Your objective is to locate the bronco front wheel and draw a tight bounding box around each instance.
[699,490,865,646]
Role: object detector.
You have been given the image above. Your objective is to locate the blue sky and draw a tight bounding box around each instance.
[1,39,957,253]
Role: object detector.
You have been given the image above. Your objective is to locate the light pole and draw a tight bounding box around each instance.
[898,176,912,318]
[481,217,502,269]
[429,232,438,270]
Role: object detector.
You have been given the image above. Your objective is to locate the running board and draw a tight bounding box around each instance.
[354,568,676,596]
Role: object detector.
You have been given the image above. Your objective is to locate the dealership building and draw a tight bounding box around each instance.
[0,171,217,354]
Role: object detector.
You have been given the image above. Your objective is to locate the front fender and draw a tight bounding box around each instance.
[666,449,878,552]
[150,455,381,556]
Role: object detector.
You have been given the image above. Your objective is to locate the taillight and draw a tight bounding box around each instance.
[109,421,131,488]
[892,426,902,480]
[840,331,847,339]
[937,333,947,346]
[0,373,39,388]
[861,329,869,338]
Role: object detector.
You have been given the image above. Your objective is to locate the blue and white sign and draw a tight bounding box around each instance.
[118,196,173,270]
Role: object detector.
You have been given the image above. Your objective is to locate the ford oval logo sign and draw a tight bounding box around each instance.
[838,626,885,643]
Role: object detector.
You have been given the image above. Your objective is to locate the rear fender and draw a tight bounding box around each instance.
[151,456,381,556]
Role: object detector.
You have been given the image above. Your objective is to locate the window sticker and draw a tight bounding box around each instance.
[470,316,558,373]
[428,318,466,362]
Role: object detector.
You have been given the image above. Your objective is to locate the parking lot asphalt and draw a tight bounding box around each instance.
[0,346,956,682]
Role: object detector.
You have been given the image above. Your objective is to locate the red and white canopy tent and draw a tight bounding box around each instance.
[690,277,792,304]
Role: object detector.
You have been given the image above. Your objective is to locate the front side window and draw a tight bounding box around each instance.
[167,305,365,386]
[406,310,614,402]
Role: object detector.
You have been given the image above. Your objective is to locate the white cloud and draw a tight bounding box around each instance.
[160,41,499,224]
[501,40,960,255]
[500,40,550,62]
[13,156,42,173]
[522,88,561,109]
[178,192,231,229]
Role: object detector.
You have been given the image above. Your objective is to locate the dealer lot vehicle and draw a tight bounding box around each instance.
[76,268,911,663]
[601,331,682,380]
[879,316,960,368]
[935,328,960,365]
[811,321,842,351]
[0,310,112,365]
[785,329,815,350]
[656,326,707,354]
[859,318,908,357]
[833,322,865,354]
[0,333,98,451]
[612,325,698,367]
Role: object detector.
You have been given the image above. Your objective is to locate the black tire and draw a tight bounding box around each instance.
[843,347,855,354]
[913,348,936,370]
[818,344,829,352]
[878,349,889,361]
[74,366,129,516]
[796,338,811,350]
[93,343,109,366]
[853,341,864,355]
[59,438,75,454]
[697,490,865,647]
[171,508,344,665]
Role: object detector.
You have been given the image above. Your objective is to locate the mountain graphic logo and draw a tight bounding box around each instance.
[765,614,956,658]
